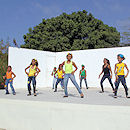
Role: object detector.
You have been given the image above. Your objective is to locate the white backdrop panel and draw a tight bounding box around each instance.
[8,47,56,89]
[9,46,130,89]
[56,46,130,88]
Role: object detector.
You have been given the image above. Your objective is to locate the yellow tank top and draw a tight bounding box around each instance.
[57,69,64,79]
[65,61,73,74]
[116,63,125,75]
[28,65,37,77]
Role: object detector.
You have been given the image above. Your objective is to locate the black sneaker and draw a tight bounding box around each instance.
[114,95,117,98]
[99,91,104,93]
[54,90,57,92]
[13,92,16,95]
[34,93,37,96]
[27,93,31,96]
[81,95,84,98]
[5,92,10,95]
[63,95,68,98]
[126,95,130,98]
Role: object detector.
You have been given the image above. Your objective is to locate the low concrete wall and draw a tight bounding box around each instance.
[0,99,130,130]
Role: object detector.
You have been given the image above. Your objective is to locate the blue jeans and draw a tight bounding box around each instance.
[28,76,36,93]
[55,78,64,91]
[80,77,88,89]
[5,79,15,94]
[64,74,82,96]
[52,77,57,89]
[115,75,128,96]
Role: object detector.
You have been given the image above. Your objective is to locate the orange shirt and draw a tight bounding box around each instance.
[6,71,12,79]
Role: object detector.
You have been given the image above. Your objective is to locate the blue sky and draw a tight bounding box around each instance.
[0,0,130,46]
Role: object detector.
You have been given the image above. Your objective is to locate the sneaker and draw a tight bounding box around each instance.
[34,93,37,96]
[54,90,57,92]
[99,91,104,93]
[13,92,16,95]
[63,95,68,98]
[126,95,130,98]
[80,93,84,98]
[27,93,31,96]
[5,92,10,95]
[114,95,117,98]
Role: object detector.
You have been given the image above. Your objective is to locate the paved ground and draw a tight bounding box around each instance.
[0,87,130,106]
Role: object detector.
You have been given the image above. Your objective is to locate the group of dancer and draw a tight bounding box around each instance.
[2,53,129,98]
[98,54,129,98]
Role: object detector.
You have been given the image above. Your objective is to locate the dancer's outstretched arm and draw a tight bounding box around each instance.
[98,67,103,79]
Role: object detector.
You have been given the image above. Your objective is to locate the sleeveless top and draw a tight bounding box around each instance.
[103,65,110,75]
[28,65,37,77]
[57,69,64,79]
[6,71,12,79]
[65,61,73,74]
[80,69,86,77]
[116,62,125,75]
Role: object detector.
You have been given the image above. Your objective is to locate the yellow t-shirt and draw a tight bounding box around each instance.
[116,63,125,75]
[28,65,37,77]
[57,69,64,79]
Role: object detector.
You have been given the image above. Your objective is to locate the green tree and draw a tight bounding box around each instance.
[21,10,120,52]
[0,40,9,88]
[121,32,130,45]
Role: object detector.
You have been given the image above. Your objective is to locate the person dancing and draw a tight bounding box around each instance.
[114,54,129,98]
[99,58,114,93]
[62,53,84,98]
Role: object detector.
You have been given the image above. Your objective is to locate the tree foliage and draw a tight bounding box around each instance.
[0,40,9,88]
[21,10,120,52]
[122,32,130,45]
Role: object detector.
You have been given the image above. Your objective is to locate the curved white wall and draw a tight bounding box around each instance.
[56,47,130,88]
[8,46,130,89]
[8,47,56,88]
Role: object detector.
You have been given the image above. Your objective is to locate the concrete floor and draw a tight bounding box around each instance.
[0,87,130,106]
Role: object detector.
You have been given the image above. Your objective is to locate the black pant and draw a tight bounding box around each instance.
[100,74,114,92]
[114,75,128,96]
[28,76,36,93]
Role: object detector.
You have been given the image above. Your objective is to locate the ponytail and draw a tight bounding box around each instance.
[104,58,110,65]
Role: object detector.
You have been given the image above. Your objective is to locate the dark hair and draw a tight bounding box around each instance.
[104,58,110,65]
[66,53,73,58]
[30,59,38,66]
[58,64,63,70]
[8,66,12,69]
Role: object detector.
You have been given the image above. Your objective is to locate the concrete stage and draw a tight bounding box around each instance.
[0,87,130,130]
[0,87,130,106]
